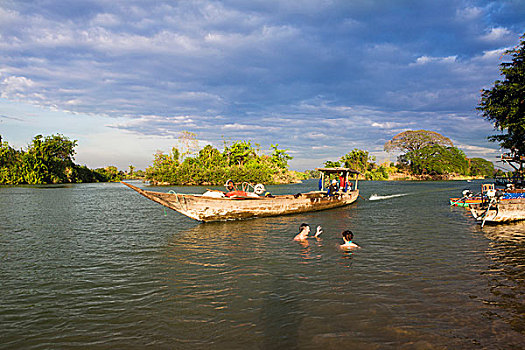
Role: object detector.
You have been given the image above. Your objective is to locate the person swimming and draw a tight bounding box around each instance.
[340,230,360,249]
[293,223,323,241]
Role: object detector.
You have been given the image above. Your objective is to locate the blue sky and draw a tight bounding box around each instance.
[1,0,524,171]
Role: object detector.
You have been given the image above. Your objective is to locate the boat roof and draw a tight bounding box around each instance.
[315,167,360,174]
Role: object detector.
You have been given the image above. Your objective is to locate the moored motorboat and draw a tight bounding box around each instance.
[450,197,483,207]
[470,193,525,225]
[450,189,482,207]
[469,154,525,227]
[123,167,360,222]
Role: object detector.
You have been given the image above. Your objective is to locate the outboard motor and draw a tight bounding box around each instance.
[462,189,473,198]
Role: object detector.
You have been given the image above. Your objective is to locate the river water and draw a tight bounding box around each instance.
[1,179,524,349]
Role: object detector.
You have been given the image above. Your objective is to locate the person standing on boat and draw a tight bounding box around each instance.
[294,223,323,241]
[339,172,346,192]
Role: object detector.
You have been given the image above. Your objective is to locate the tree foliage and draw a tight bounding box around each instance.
[322,149,394,180]
[384,130,453,153]
[399,145,468,175]
[380,129,497,177]
[323,160,341,168]
[340,149,376,173]
[478,34,525,156]
[0,134,119,184]
[145,140,295,185]
[26,134,77,183]
[469,158,495,177]
[224,140,257,166]
[270,144,292,169]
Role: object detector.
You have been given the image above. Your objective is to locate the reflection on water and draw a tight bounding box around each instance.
[260,276,301,349]
[481,222,525,335]
[1,180,524,349]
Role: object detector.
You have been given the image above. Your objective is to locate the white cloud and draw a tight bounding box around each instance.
[371,121,408,129]
[222,123,254,130]
[480,27,511,42]
[411,55,457,66]
[90,13,120,27]
[0,75,45,103]
[456,6,483,20]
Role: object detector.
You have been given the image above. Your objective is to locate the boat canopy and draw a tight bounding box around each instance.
[315,167,360,175]
[315,167,360,192]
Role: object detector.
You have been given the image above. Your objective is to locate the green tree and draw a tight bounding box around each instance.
[340,149,375,173]
[197,145,226,168]
[402,145,468,175]
[324,160,341,168]
[25,134,77,183]
[1,134,121,185]
[0,137,24,184]
[385,130,456,175]
[224,140,256,166]
[478,34,525,156]
[145,150,178,184]
[270,144,292,169]
[384,130,453,154]
[468,158,495,177]
[95,166,122,182]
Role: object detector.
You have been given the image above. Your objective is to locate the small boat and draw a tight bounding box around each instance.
[449,197,483,207]
[123,167,360,222]
[450,189,482,207]
[469,153,525,226]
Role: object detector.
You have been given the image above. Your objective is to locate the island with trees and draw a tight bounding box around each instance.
[0,134,124,185]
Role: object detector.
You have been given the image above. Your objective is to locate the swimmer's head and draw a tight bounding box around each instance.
[299,223,310,232]
[342,230,353,241]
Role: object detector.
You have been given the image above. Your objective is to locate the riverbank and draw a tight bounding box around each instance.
[145,173,488,186]
[386,172,487,181]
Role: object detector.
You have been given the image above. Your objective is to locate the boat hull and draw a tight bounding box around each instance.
[122,182,359,222]
[449,197,482,207]
[470,200,525,223]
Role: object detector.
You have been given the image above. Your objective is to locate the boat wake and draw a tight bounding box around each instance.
[369,193,410,201]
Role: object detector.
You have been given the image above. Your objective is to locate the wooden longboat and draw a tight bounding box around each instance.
[470,198,525,224]
[469,154,525,226]
[122,167,360,222]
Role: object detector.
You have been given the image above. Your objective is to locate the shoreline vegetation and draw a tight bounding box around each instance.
[0,130,500,186]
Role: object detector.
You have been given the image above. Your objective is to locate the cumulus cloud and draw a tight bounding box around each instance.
[456,6,483,20]
[411,55,458,65]
[481,27,512,42]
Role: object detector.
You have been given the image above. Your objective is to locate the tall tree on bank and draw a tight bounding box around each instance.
[478,34,525,157]
[384,130,473,176]
[384,130,454,172]
[384,130,453,154]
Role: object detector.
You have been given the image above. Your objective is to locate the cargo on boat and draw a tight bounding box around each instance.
[123,167,360,222]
